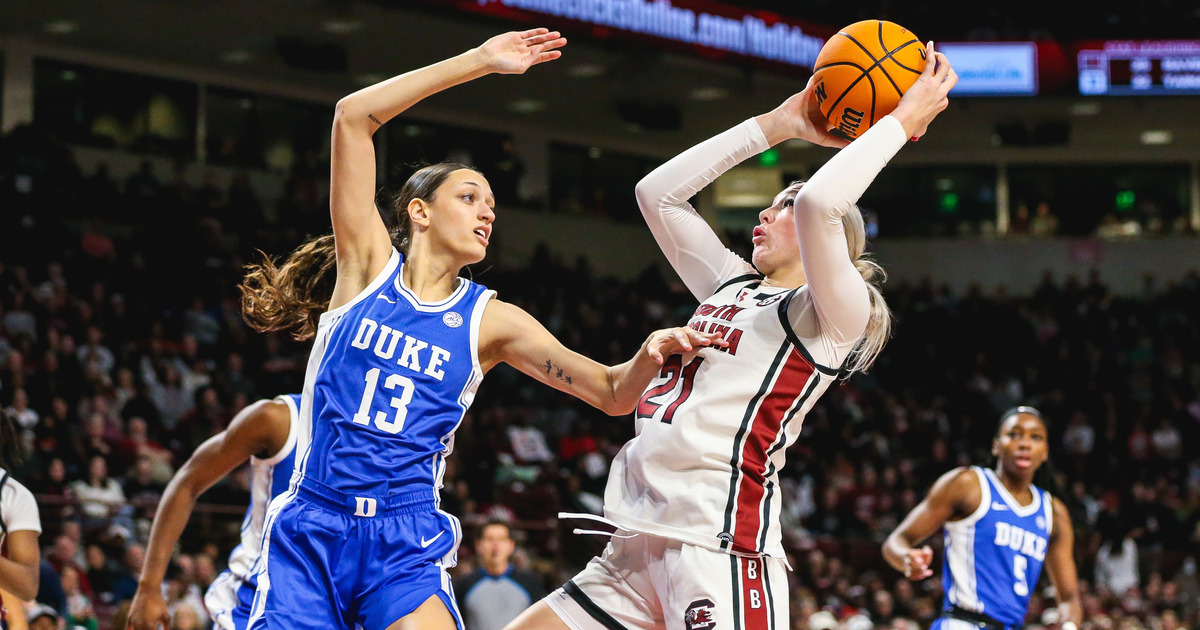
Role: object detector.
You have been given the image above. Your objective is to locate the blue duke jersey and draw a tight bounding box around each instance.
[296,249,493,498]
[942,467,1053,626]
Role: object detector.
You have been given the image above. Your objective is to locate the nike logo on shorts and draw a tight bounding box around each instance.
[421,531,445,548]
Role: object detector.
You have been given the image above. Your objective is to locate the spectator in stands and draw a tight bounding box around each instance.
[71,455,125,525]
[455,520,546,630]
[1030,201,1059,237]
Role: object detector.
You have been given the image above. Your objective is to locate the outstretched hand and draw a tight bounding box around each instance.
[890,42,958,140]
[903,545,935,580]
[644,327,729,365]
[476,28,567,75]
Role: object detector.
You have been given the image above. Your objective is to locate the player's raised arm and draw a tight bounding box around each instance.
[127,400,289,630]
[328,29,566,310]
[787,47,956,351]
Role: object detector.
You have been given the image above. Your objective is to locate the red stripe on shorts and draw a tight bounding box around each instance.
[739,556,771,630]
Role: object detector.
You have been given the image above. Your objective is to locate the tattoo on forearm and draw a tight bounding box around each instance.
[368,113,382,125]
[542,359,573,385]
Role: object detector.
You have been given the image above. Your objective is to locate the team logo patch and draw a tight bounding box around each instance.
[717,532,734,544]
[756,293,786,307]
[443,312,464,328]
[685,599,717,630]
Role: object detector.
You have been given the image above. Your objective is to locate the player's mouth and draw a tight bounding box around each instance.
[752,226,766,244]
[473,226,491,245]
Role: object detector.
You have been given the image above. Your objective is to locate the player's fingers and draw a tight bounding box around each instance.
[920,42,936,77]
[519,27,551,40]
[673,329,693,351]
[932,52,951,83]
[943,67,959,93]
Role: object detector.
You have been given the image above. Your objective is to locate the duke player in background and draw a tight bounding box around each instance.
[239,28,723,630]
[508,44,957,630]
[883,407,1082,630]
[125,394,302,630]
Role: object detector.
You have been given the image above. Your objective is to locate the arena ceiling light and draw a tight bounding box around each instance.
[507,98,547,114]
[322,19,364,35]
[688,86,729,101]
[1139,130,1173,145]
[43,20,79,34]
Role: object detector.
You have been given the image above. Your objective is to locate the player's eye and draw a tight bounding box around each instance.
[461,193,475,203]
[783,197,795,208]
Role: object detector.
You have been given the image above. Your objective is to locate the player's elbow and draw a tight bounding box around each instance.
[634,176,677,220]
[10,566,39,601]
[794,185,850,221]
[333,97,374,136]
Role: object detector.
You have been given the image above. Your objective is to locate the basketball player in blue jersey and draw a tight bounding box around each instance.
[239,28,725,630]
[126,395,302,630]
[883,407,1082,630]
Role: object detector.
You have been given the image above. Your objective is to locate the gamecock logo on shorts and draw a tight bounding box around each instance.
[685,598,717,630]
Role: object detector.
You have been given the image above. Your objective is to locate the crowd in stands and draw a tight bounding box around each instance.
[1,123,1199,630]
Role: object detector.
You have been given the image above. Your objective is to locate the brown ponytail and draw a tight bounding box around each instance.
[239,234,338,341]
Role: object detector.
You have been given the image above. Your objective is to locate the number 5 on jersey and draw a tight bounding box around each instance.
[353,368,415,434]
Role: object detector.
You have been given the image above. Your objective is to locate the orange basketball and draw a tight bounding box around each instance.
[811,20,927,140]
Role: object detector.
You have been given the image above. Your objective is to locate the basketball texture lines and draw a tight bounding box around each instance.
[811,20,927,140]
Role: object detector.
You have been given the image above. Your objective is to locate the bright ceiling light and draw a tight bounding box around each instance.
[1139,130,1172,145]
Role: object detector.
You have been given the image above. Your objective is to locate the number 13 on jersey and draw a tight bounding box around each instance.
[353,368,415,434]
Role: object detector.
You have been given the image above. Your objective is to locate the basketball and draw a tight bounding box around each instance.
[811,20,927,140]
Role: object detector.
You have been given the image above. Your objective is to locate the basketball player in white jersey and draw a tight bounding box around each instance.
[127,395,302,630]
[1,412,41,630]
[883,407,1081,630]
[507,45,958,630]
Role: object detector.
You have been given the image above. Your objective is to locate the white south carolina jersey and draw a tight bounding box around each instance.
[604,275,841,557]
[225,394,300,584]
[943,467,1053,626]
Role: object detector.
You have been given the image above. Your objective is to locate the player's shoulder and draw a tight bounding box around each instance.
[931,466,983,500]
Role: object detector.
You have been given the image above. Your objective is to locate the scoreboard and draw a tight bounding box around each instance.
[1079,40,1200,95]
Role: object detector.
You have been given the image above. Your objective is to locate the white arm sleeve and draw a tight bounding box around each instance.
[1,477,42,535]
[791,115,907,344]
[635,120,768,301]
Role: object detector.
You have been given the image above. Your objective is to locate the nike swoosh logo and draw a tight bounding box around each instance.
[421,531,445,548]
[992,502,1009,511]
[376,294,396,304]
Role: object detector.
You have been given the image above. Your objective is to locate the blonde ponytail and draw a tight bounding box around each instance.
[839,205,892,374]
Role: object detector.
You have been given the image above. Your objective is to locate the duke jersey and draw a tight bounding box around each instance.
[227,395,300,585]
[295,248,493,498]
[205,395,299,630]
[943,467,1053,626]
[605,275,841,557]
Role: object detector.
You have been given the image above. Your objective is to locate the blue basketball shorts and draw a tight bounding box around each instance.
[247,478,463,630]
